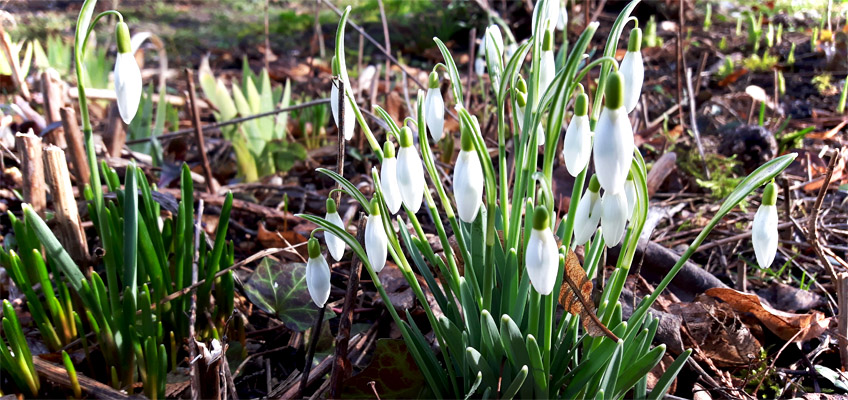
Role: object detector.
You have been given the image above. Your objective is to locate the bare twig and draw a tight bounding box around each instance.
[33,358,129,400]
[329,214,365,398]
[185,68,219,194]
[60,107,91,187]
[685,67,709,179]
[44,146,89,266]
[377,0,391,98]
[41,70,67,148]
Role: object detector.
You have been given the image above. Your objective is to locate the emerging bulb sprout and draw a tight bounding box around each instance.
[620,27,644,113]
[525,207,560,295]
[573,175,603,245]
[601,190,628,246]
[562,86,592,176]
[593,71,634,194]
[396,127,425,212]
[330,56,356,141]
[752,181,778,269]
[424,71,445,142]
[324,198,346,261]
[306,237,331,308]
[114,21,142,124]
[380,141,403,214]
[454,126,484,223]
[365,199,388,273]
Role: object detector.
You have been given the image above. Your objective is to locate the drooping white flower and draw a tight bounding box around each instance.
[114,22,142,124]
[525,207,559,295]
[593,71,634,194]
[365,200,388,273]
[562,87,592,176]
[396,127,425,212]
[485,24,504,62]
[539,29,556,94]
[601,190,628,246]
[620,27,644,113]
[424,71,445,142]
[624,172,636,221]
[324,198,346,261]
[380,142,403,214]
[474,58,486,76]
[330,56,356,140]
[753,181,779,269]
[556,2,567,31]
[306,238,331,308]
[454,128,484,223]
[532,0,561,34]
[573,175,603,245]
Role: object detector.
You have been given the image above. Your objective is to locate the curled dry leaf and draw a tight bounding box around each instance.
[558,249,619,341]
[705,287,832,342]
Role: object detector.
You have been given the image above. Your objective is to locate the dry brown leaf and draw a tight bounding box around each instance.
[718,68,748,87]
[705,288,832,342]
[558,250,619,341]
[807,119,848,140]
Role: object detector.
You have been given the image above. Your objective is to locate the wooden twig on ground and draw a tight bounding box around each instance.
[685,67,709,180]
[33,357,129,400]
[839,272,848,371]
[16,130,46,214]
[0,24,31,100]
[43,145,89,266]
[60,107,92,187]
[104,103,125,158]
[41,70,68,148]
[185,68,219,194]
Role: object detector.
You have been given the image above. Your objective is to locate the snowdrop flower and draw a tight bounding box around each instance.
[475,58,486,76]
[324,198,346,261]
[485,24,504,61]
[365,199,388,273]
[533,0,560,34]
[752,181,778,269]
[556,1,567,31]
[573,175,602,245]
[620,27,644,113]
[424,72,445,142]
[539,29,556,94]
[396,127,425,212]
[624,172,636,221]
[593,71,634,194]
[306,237,331,308]
[562,86,592,176]
[515,77,545,146]
[601,190,628,246]
[380,141,403,214]
[114,22,142,124]
[525,207,559,295]
[330,56,356,141]
[454,127,484,223]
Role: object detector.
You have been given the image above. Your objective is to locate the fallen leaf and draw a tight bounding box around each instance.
[559,249,618,340]
[243,258,329,332]
[806,119,848,140]
[705,288,831,342]
[718,68,748,87]
[668,299,761,367]
[341,339,426,399]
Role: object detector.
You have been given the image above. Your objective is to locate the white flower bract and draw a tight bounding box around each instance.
[573,189,602,245]
[752,204,778,269]
[380,157,403,214]
[114,52,142,124]
[397,145,425,212]
[620,51,644,113]
[601,190,628,246]
[525,227,559,295]
[593,106,634,193]
[365,214,388,273]
[325,211,346,261]
[562,114,592,176]
[425,88,445,142]
[306,254,331,307]
[454,149,484,223]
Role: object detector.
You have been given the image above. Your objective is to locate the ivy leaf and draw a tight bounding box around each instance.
[243,258,323,332]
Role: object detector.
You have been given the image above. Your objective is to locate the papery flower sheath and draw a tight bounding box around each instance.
[396,127,425,212]
[324,198,346,261]
[365,199,388,273]
[424,71,445,142]
[114,22,142,124]
[525,207,559,295]
[593,71,634,193]
[753,181,778,269]
[306,237,331,308]
[380,141,403,214]
[620,27,644,113]
[454,127,484,223]
[601,190,628,246]
[573,175,603,245]
[330,56,356,140]
[562,86,592,176]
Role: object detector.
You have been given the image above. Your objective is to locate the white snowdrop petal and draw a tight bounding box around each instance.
[330,82,356,140]
[593,107,634,193]
[601,190,628,246]
[562,115,592,176]
[425,88,445,142]
[573,191,601,245]
[475,58,486,76]
[485,25,504,59]
[380,158,403,214]
[454,150,485,223]
[325,211,346,261]
[539,50,555,91]
[525,228,560,295]
[306,255,331,307]
[115,52,142,124]
[753,204,778,269]
[397,146,425,212]
[365,215,388,273]
[620,51,644,113]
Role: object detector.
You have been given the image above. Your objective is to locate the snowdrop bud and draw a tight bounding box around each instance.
[396,127,425,212]
[573,175,602,245]
[620,28,644,113]
[753,181,778,269]
[380,142,403,214]
[593,72,634,194]
[525,207,559,295]
[601,190,628,246]
[562,87,592,176]
[624,172,637,221]
[306,237,331,308]
[330,56,356,141]
[424,72,445,142]
[454,128,484,223]
[365,199,388,273]
[114,22,142,124]
[539,29,556,91]
[324,198,346,261]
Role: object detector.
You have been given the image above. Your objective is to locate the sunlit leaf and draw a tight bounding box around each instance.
[243,258,324,332]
